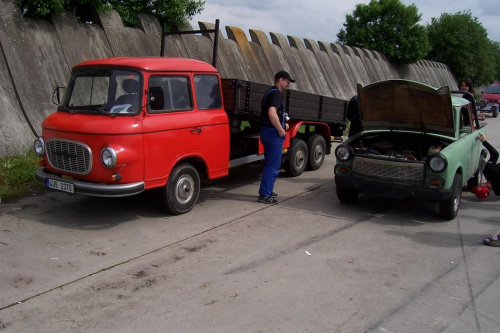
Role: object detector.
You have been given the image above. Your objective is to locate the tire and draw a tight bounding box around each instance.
[161,163,200,215]
[306,134,326,171]
[493,108,498,118]
[285,139,308,177]
[336,185,359,203]
[439,173,462,220]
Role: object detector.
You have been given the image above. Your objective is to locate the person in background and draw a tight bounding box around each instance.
[458,78,476,106]
[346,95,361,137]
[257,71,294,204]
[473,133,500,246]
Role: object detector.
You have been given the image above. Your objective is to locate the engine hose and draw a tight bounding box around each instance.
[0,42,39,138]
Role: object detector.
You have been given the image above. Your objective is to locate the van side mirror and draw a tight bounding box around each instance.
[149,87,164,110]
[52,87,65,106]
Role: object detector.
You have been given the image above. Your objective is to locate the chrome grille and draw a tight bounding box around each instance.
[353,156,424,182]
[46,139,92,174]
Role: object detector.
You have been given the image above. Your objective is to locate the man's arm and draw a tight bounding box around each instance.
[268,107,286,137]
[479,133,499,164]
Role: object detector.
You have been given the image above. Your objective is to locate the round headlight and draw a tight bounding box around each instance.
[101,147,117,168]
[429,154,447,172]
[33,137,45,156]
[335,146,351,161]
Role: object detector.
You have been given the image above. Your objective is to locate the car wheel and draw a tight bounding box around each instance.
[161,163,200,215]
[285,139,308,177]
[439,173,462,220]
[493,108,498,118]
[306,134,326,171]
[336,185,359,203]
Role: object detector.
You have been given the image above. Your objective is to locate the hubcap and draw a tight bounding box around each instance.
[175,174,194,204]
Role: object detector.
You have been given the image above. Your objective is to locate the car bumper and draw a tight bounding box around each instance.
[35,168,145,197]
[335,176,454,201]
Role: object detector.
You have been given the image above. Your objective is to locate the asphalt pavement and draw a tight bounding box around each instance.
[1,115,500,332]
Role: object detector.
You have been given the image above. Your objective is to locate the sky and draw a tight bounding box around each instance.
[189,0,500,44]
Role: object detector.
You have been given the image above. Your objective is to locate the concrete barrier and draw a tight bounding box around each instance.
[0,0,457,157]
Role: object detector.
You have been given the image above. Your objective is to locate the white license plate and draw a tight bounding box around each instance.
[46,178,74,193]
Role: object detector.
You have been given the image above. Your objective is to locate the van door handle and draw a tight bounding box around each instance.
[190,128,202,134]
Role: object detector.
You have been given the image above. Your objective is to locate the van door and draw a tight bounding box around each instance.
[142,75,202,185]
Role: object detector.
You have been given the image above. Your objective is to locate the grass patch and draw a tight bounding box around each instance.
[0,150,45,202]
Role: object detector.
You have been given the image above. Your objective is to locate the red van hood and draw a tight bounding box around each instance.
[42,112,143,135]
[358,80,455,136]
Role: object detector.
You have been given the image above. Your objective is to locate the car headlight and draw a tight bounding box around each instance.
[429,154,447,172]
[101,147,117,168]
[33,137,45,156]
[335,145,351,161]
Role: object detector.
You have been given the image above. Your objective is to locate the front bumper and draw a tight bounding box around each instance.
[35,167,145,197]
[335,176,454,201]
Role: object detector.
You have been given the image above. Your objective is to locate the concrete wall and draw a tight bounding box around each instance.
[0,0,457,157]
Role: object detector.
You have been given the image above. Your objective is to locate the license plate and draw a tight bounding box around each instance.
[46,178,74,193]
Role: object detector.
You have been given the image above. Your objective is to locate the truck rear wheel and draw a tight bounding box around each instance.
[161,163,200,215]
[306,134,326,170]
[439,173,462,220]
[285,139,308,177]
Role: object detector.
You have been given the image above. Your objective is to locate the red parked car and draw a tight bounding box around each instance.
[479,83,500,117]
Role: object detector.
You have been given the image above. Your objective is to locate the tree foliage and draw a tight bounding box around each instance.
[15,0,205,31]
[427,11,499,86]
[337,0,429,64]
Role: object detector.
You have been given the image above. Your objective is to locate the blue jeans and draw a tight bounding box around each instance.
[259,126,285,196]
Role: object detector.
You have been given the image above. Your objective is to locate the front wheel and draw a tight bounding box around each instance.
[161,163,200,215]
[336,186,359,203]
[306,134,326,170]
[439,173,462,220]
[285,139,308,177]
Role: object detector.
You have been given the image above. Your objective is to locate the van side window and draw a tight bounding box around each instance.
[148,76,192,113]
[194,75,221,110]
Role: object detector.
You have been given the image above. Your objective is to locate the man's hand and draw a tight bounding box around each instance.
[479,133,486,142]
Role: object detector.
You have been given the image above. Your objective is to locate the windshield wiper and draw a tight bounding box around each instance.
[96,106,116,117]
[58,106,75,114]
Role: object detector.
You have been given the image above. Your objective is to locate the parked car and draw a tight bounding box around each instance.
[334,80,487,220]
[478,83,500,117]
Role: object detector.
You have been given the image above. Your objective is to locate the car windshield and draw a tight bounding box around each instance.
[62,68,142,115]
[485,85,500,94]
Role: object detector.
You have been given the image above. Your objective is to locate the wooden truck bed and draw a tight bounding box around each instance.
[221,79,347,124]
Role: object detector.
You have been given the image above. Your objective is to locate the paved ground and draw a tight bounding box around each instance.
[1,115,500,332]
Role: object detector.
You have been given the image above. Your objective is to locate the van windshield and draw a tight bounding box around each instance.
[62,68,142,115]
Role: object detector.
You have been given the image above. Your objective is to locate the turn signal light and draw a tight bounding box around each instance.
[111,173,122,182]
[430,178,442,186]
[337,167,349,174]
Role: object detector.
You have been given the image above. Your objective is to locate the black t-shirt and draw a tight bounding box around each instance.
[482,140,500,195]
[261,88,284,127]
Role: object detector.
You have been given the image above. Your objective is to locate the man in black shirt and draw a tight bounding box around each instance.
[477,133,500,246]
[258,71,294,204]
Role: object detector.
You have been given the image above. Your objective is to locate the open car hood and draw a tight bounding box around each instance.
[358,80,454,136]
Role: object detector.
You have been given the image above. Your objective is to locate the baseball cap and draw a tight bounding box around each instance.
[470,185,491,199]
[275,71,295,83]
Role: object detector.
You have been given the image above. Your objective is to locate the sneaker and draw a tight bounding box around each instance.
[270,192,278,198]
[258,195,278,204]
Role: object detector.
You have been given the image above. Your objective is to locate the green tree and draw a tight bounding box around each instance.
[426,11,495,86]
[15,0,205,31]
[337,0,429,64]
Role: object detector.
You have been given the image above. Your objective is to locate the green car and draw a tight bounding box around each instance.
[335,80,487,220]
